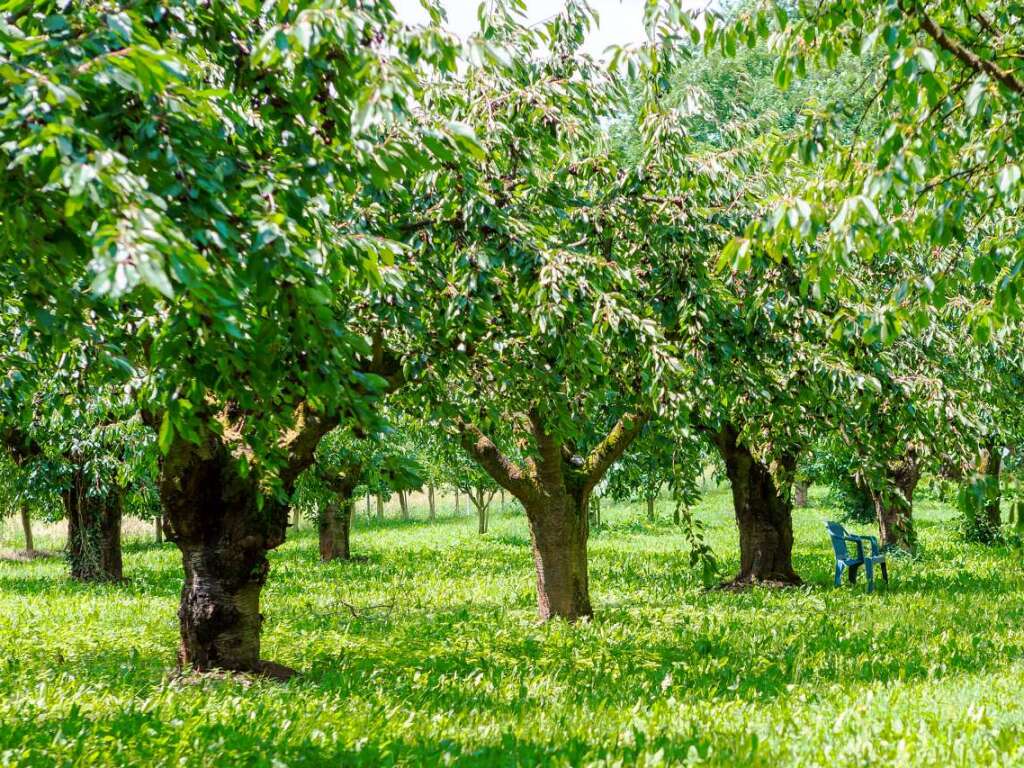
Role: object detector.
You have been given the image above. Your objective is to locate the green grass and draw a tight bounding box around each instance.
[2,487,1024,766]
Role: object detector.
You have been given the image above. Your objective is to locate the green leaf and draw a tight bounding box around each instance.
[158,412,174,455]
[447,121,486,161]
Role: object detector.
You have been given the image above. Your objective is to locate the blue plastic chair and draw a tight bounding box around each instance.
[825,521,888,593]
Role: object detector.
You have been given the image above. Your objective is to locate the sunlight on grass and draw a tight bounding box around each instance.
[2,487,1023,766]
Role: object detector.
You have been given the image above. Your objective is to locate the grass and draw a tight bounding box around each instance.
[1,486,1023,766]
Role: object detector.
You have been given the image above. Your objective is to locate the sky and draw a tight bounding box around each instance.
[391,0,706,58]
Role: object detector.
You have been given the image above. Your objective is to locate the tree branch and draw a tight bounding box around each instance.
[905,1,1024,95]
[582,412,649,488]
[457,420,539,502]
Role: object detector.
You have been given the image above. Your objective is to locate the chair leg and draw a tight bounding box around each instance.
[848,564,859,584]
[865,560,875,593]
[880,562,888,582]
[834,563,842,587]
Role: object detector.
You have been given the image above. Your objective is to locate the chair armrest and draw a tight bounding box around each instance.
[843,536,865,558]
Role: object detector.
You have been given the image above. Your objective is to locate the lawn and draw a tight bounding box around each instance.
[1,487,1023,767]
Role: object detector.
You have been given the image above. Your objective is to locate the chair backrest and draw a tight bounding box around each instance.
[824,521,850,560]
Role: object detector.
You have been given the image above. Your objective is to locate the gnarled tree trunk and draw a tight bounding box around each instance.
[155,403,335,678]
[873,452,920,552]
[64,472,123,582]
[710,424,800,585]
[20,502,33,555]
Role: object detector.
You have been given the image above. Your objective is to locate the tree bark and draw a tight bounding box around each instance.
[155,403,334,677]
[318,464,360,562]
[398,490,409,520]
[979,443,1002,537]
[794,481,809,508]
[20,502,33,555]
[646,495,656,522]
[155,513,164,544]
[456,410,646,621]
[428,482,436,520]
[64,472,123,582]
[523,492,591,620]
[872,452,920,552]
[710,424,800,585]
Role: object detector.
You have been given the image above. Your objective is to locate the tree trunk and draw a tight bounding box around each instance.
[873,453,920,552]
[20,502,33,555]
[979,443,1002,538]
[398,490,409,520]
[376,494,384,521]
[646,495,656,522]
[64,473,123,582]
[291,506,300,528]
[500,489,505,508]
[155,513,164,544]
[711,424,800,585]
[158,437,293,677]
[365,492,371,518]
[428,482,436,520]
[454,487,460,515]
[318,500,353,561]
[590,495,601,528]
[523,492,591,620]
[794,481,809,508]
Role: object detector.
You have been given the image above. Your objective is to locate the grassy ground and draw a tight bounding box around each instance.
[1,486,1023,767]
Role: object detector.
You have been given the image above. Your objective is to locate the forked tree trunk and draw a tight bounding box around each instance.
[457,410,646,623]
[155,513,164,544]
[523,492,592,620]
[64,474,123,582]
[20,502,33,554]
[646,495,656,522]
[471,487,494,534]
[794,481,809,508]
[711,424,800,585]
[873,453,920,552]
[398,490,409,520]
[428,482,436,520]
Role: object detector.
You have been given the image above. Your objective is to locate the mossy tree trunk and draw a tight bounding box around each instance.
[64,468,123,582]
[708,423,800,585]
[458,411,646,621]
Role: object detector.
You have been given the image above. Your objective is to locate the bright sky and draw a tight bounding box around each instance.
[392,0,710,58]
